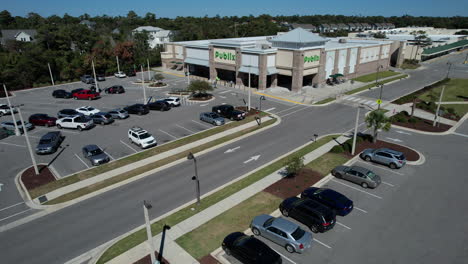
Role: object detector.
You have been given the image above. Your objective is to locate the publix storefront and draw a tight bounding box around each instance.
[161,28,392,92]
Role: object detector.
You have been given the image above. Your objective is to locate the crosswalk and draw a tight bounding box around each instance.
[339,95,380,108]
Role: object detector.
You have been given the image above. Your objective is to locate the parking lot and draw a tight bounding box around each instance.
[221,159,419,264]
[0,71,298,224]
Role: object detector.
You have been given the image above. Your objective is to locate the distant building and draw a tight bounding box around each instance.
[80,20,96,29]
[132,26,175,49]
[290,23,317,32]
[0,29,37,45]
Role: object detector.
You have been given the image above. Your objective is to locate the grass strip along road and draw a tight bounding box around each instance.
[97,134,338,263]
[352,70,401,83]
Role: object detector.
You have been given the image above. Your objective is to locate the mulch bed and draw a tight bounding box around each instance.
[391,115,452,132]
[133,252,169,264]
[235,106,264,117]
[21,165,56,190]
[346,139,420,161]
[263,168,324,199]
[199,254,221,264]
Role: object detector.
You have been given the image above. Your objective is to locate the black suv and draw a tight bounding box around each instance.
[57,109,84,118]
[212,105,246,121]
[222,232,282,264]
[124,104,149,115]
[52,89,72,99]
[125,69,137,77]
[35,131,63,154]
[147,101,171,111]
[279,197,336,233]
[105,85,125,94]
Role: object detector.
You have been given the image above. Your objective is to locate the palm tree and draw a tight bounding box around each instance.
[365,110,392,143]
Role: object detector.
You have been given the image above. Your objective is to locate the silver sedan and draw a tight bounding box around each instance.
[332,165,381,188]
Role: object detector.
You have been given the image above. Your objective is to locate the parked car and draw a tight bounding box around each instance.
[76,106,100,116]
[212,104,246,121]
[72,89,101,100]
[128,126,157,148]
[147,101,171,111]
[0,104,17,116]
[279,197,336,233]
[90,112,114,125]
[124,104,149,115]
[71,88,85,95]
[108,108,129,119]
[163,97,181,107]
[57,109,84,118]
[114,71,127,78]
[82,144,110,166]
[1,120,34,133]
[29,114,57,127]
[250,214,312,253]
[96,74,106,81]
[222,232,282,264]
[300,187,353,216]
[0,128,11,139]
[56,115,94,131]
[332,165,381,188]
[80,75,95,84]
[125,69,136,77]
[360,148,407,169]
[52,89,72,99]
[105,85,125,94]
[36,131,63,155]
[200,112,225,126]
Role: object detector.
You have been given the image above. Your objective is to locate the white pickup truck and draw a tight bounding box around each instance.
[56,115,94,131]
[0,104,17,116]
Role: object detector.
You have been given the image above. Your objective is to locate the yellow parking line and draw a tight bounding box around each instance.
[163,71,185,78]
[254,92,307,105]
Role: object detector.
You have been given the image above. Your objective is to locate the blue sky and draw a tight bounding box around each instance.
[2,0,467,18]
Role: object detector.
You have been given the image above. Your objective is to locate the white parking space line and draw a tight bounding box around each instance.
[272,249,297,264]
[191,120,211,128]
[336,221,352,230]
[0,142,26,148]
[218,90,230,94]
[104,151,114,160]
[331,179,383,199]
[220,95,227,99]
[351,98,361,102]
[74,153,90,168]
[159,129,178,140]
[0,208,32,222]
[0,202,25,212]
[382,181,395,187]
[355,161,405,176]
[354,206,368,213]
[313,238,332,249]
[176,124,196,133]
[120,140,138,153]
[199,103,208,107]
[452,132,468,138]
[365,100,374,105]
[263,107,276,112]
[370,102,377,106]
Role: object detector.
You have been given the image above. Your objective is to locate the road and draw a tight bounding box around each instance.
[0,51,466,264]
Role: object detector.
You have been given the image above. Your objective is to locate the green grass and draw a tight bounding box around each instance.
[442,104,468,116]
[418,78,468,103]
[314,97,336,105]
[97,134,338,264]
[352,71,400,83]
[400,62,420,70]
[176,192,281,260]
[345,74,408,96]
[305,152,350,176]
[29,113,268,199]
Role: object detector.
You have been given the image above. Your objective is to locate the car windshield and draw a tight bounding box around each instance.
[104,114,112,118]
[89,148,103,156]
[39,139,51,144]
[87,107,95,111]
[367,171,377,179]
[75,116,88,122]
[212,113,221,118]
[139,133,151,139]
[291,227,305,240]
[118,110,126,114]
[234,236,250,247]
[263,217,274,228]
[396,154,406,160]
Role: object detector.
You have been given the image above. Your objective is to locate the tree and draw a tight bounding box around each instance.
[285,155,305,177]
[373,32,387,39]
[154,73,164,83]
[187,80,214,94]
[365,110,392,143]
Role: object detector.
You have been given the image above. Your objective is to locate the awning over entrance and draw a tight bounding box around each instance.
[238,65,259,75]
[184,58,209,67]
[329,73,344,78]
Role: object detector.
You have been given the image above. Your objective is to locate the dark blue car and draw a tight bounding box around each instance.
[300,187,353,216]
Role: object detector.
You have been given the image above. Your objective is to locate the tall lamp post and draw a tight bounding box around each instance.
[116,56,121,73]
[187,152,200,205]
[377,84,384,110]
[259,96,266,111]
[3,84,20,136]
[446,62,452,79]
[156,224,171,264]
[351,105,364,155]
[143,200,156,264]
[375,65,383,86]
[16,104,39,175]
[141,64,147,104]
[47,63,55,86]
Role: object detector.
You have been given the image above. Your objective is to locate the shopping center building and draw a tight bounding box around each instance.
[161,28,396,92]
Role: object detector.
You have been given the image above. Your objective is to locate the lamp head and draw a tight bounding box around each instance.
[187,152,195,160]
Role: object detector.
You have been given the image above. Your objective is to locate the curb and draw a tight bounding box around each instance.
[390,112,467,136]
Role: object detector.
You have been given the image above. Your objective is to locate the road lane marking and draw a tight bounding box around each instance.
[220,96,227,99]
[255,91,307,105]
[104,151,114,160]
[191,120,211,128]
[336,221,352,230]
[331,179,383,199]
[0,202,25,212]
[354,206,368,213]
[176,124,196,133]
[271,249,297,264]
[159,129,178,140]
[218,90,230,94]
[280,106,311,118]
[313,238,332,249]
[199,104,208,107]
[0,208,32,222]
[120,140,138,153]
[74,153,90,168]
[263,107,276,112]
[0,142,26,148]
[382,181,395,187]
[274,105,302,115]
[453,132,468,138]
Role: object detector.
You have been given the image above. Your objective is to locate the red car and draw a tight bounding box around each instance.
[73,89,101,100]
[28,114,57,127]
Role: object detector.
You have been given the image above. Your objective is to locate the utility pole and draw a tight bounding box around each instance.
[147,59,151,83]
[433,85,445,127]
[141,65,147,104]
[377,84,384,110]
[375,65,383,86]
[3,84,20,136]
[187,152,200,205]
[446,62,452,79]
[17,106,39,175]
[351,105,363,155]
[91,60,99,92]
[116,56,121,73]
[47,63,55,86]
[143,201,156,264]
[248,56,252,111]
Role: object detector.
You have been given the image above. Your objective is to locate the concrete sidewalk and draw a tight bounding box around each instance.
[383,103,457,126]
[104,134,349,264]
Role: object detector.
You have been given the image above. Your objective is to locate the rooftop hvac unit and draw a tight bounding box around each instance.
[262,44,271,49]
[339,38,347,43]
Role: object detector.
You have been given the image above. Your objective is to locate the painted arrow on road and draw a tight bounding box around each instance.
[243,155,261,164]
[224,146,241,153]
[0,183,3,192]
[386,137,403,143]
[396,130,412,135]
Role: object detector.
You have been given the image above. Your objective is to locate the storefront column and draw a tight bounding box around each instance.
[313,48,326,85]
[208,45,217,80]
[258,54,268,90]
[344,48,351,75]
[354,47,362,74]
[291,50,304,92]
[235,48,243,86]
[333,50,340,74]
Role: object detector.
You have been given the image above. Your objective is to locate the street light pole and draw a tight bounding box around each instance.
[91,60,99,92]
[3,84,20,136]
[351,105,363,155]
[433,85,446,127]
[375,65,383,86]
[143,200,156,264]
[377,84,384,110]
[259,96,265,111]
[116,56,121,73]
[147,59,152,83]
[47,63,55,86]
[187,152,200,205]
[17,106,39,175]
[446,62,452,79]
[141,65,147,104]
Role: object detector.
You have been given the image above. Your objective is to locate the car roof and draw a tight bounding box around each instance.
[271,217,298,233]
[350,165,371,174]
[42,131,60,139]
[83,144,99,151]
[378,148,403,155]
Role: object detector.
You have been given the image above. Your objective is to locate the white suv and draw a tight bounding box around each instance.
[128,127,157,148]
[0,104,16,116]
[76,106,100,116]
[164,97,181,107]
[56,115,94,131]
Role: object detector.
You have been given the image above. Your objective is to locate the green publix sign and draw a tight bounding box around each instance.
[215,51,236,61]
[304,55,320,63]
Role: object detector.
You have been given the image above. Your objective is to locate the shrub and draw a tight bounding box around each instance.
[447,107,455,114]
[330,145,344,153]
[285,155,305,177]
[356,136,364,143]
[408,117,418,124]
[401,111,410,116]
